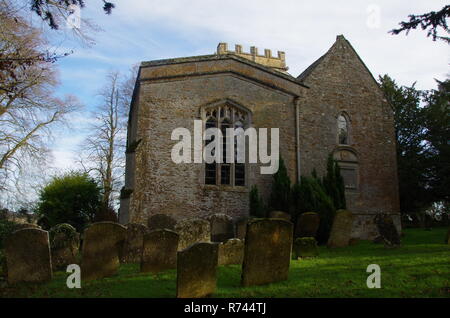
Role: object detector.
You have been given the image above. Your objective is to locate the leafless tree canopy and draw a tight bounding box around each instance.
[0,3,80,207]
[78,66,137,210]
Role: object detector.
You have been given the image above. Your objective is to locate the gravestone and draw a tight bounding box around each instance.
[218,238,244,265]
[295,212,320,238]
[147,214,177,231]
[81,222,126,281]
[141,229,179,273]
[208,213,234,242]
[176,242,218,298]
[121,223,148,263]
[327,210,354,248]
[5,228,52,284]
[235,217,249,240]
[292,237,319,259]
[175,218,211,251]
[241,219,293,287]
[269,211,291,221]
[374,213,401,247]
[49,223,79,270]
[13,223,40,230]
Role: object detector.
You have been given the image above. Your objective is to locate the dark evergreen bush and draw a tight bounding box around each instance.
[249,185,266,218]
[269,157,291,213]
[292,176,336,244]
[322,154,346,210]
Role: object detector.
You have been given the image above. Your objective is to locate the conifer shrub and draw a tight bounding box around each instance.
[292,176,335,244]
[269,157,291,213]
[249,185,266,218]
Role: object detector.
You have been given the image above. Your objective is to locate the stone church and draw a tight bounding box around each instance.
[119,35,400,239]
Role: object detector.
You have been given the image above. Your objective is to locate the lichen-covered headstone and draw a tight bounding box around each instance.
[295,212,320,238]
[5,228,52,284]
[374,213,401,247]
[147,214,177,231]
[208,213,234,242]
[141,229,179,273]
[241,219,293,287]
[176,242,218,298]
[81,222,126,281]
[269,211,291,221]
[175,218,211,251]
[49,223,79,271]
[121,223,148,263]
[292,237,318,259]
[218,238,244,265]
[327,210,354,248]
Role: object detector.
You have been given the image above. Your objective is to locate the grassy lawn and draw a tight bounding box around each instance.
[0,227,449,298]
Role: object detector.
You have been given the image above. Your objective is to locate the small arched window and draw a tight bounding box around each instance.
[337,114,349,145]
[202,101,250,187]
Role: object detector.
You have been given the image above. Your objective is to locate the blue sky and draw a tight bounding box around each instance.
[46,0,449,170]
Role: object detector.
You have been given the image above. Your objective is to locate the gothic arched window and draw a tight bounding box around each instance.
[202,101,250,187]
[337,113,350,145]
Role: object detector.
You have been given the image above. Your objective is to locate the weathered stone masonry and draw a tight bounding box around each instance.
[120,35,401,240]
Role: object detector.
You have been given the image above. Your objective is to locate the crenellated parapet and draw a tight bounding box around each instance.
[217,43,288,72]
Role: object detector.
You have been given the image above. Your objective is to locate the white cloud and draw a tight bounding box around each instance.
[48,0,449,171]
[107,0,449,89]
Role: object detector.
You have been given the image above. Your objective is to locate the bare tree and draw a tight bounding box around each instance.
[79,69,136,211]
[0,4,80,207]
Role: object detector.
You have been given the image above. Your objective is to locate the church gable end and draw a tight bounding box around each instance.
[297,35,400,239]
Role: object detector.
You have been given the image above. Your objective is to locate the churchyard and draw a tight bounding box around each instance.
[0,211,448,298]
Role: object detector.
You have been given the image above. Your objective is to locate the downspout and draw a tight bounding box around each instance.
[294,96,301,183]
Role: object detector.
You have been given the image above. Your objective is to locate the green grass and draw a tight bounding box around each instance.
[1,227,449,298]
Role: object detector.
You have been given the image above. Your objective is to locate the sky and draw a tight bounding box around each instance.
[45,0,449,171]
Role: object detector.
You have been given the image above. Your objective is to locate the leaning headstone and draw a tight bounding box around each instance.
[241,219,293,287]
[141,229,179,273]
[374,213,401,247]
[295,212,320,238]
[269,211,291,221]
[208,214,234,242]
[176,242,218,298]
[81,222,126,281]
[292,237,319,259]
[175,218,211,251]
[218,238,244,265]
[147,214,177,231]
[121,223,148,263]
[5,228,52,284]
[327,210,354,248]
[49,223,79,271]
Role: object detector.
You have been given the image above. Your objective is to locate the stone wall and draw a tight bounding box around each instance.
[122,55,304,224]
[298,35,400,239]
[120,36,401,240]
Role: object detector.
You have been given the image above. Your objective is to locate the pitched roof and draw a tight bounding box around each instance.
[296,54,327,82]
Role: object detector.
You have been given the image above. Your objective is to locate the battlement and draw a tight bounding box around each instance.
[217,43,288,72]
